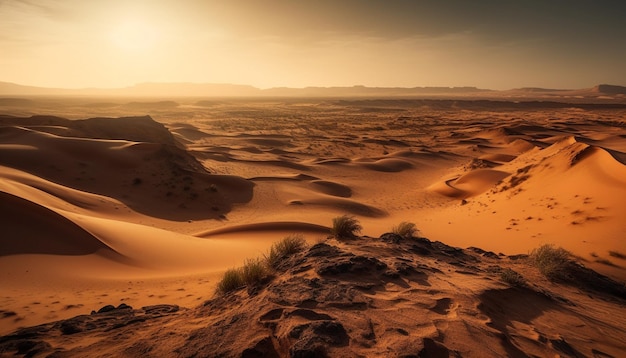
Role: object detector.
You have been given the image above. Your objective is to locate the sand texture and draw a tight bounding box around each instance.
[1,236,625,357]
[1,97,625,356]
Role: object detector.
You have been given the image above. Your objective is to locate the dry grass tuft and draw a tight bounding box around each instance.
[391,221,419,239]
[216,235,308,295]
[215,268,245,294]
[241,258,269,285]
[265,234,308,270]
[331,215,362,239]
[529,244,572,281]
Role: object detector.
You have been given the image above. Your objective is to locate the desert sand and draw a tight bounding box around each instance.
[1,96,625,356]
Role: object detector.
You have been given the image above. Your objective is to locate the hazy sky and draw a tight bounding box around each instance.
[1,0,625,89]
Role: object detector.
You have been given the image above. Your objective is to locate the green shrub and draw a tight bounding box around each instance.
[265,234,308,269]
[242,258,269,285]
[391,221,419,239]
[500,268,526,287]
[331,215,362,239]
[215,268,244,294]
[529,244,571,280]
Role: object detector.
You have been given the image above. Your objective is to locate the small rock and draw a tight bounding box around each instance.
[380,233,403,244]
[97,305,116,313]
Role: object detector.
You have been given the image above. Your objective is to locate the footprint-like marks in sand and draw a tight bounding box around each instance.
[430,297,457,317]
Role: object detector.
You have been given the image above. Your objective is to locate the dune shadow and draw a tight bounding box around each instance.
[478,287,570,357]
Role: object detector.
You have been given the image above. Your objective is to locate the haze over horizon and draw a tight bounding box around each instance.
[1,0,625,91]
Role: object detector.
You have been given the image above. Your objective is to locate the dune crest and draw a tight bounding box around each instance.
[429,169,511,199]
[0,191,119,258]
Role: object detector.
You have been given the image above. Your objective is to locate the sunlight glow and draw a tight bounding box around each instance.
[108,19,160,53]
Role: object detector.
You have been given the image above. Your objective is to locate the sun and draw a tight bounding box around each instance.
[109,18,159,53]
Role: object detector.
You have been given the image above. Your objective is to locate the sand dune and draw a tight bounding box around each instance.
[309,180,352,197]
[0,117,254,222]
[429,169,511,199]
[0,191,117,257]
[358,158,415,172]
[478,153,516,163]
[1,99,625,354]
[195,221,330,237]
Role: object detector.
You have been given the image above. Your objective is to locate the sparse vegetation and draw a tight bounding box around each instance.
[264,234,308,270]
[241,258,269,285]
[215,267,245,294]
[216,234,307,295]
[331,215,362,239]
[391,221,419,239]
[528,244,572,280]
[500,268,526,287]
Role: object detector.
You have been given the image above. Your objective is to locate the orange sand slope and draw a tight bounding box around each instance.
[0,100,625,340]
[1,236,625,357]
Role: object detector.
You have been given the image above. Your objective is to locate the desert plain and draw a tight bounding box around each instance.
[1,92,626,357]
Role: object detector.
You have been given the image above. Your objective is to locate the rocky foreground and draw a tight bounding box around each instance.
[1,234,625,357]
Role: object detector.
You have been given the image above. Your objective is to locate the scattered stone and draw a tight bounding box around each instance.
[380,232,403,244]
[97,305,116,314]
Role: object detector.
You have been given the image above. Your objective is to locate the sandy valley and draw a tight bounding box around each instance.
[1,95,625,356]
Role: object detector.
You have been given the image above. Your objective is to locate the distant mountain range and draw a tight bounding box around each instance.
[0,81,625,98]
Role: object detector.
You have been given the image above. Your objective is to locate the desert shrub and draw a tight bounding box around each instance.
[242,258,269,285]
[608,251,626,260]
[212,234,310,295]
[215,268,245,294]
[527,246,626,298]
[265,234,308,269]
[391,221,419,239]
[500,268,526,287]
[331,215,362,239]
[529,244,572,280]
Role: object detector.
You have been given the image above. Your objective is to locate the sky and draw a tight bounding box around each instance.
[0,0,625,90]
